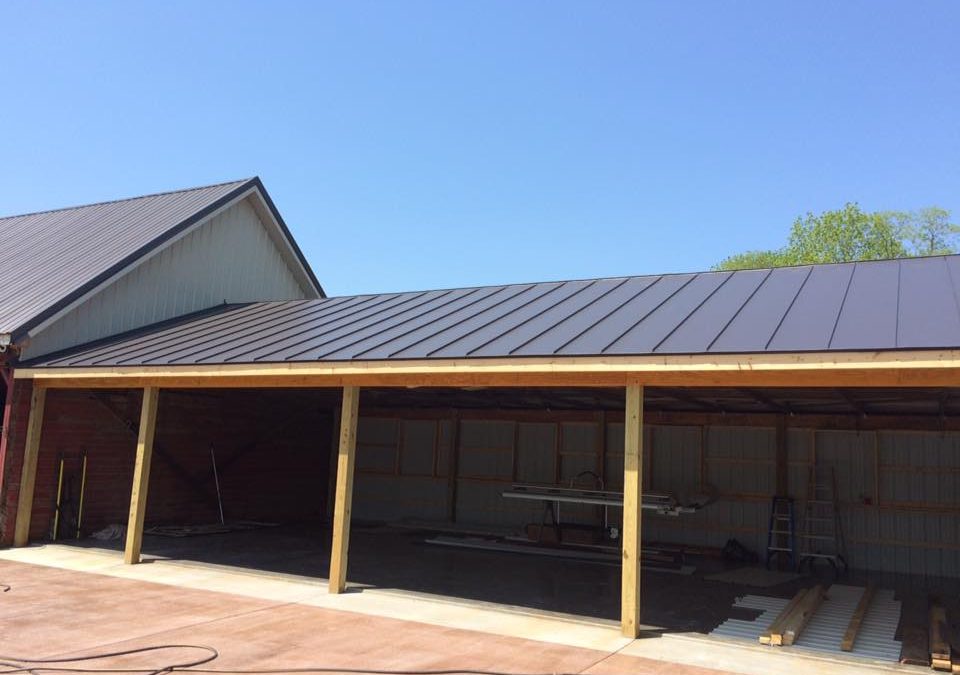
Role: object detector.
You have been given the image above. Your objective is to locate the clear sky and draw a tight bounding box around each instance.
[1,2,957,296]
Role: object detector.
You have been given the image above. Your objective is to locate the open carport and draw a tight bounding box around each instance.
[4,256,960,669]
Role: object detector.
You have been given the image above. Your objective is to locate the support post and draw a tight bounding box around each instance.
[329,386,360,593]
[621,382,643,638]
[124,387,160,564]
[13,386,48,547]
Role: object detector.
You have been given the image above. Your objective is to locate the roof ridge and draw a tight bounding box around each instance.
[323,253,960,299]
[0,177,254,222]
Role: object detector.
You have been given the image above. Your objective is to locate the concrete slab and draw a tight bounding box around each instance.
[0,546,922,675]
[0,556,718,675]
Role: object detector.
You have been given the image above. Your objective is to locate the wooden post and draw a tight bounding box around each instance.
[13,386,48,547]
[123,387,160,564]
[621,382,644,638]
[329,386,360,593]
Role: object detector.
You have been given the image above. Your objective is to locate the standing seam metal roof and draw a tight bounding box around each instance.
[27,254,960,368]
[0,178,323,338]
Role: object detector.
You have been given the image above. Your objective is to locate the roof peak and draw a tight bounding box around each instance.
[0,177,255,222]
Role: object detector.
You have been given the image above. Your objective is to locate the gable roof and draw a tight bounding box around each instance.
[25,254,960,368]
[0,177,323,340]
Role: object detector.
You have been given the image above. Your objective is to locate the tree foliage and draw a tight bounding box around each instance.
[716,203,956,271]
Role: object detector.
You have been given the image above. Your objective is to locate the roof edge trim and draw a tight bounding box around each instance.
[248,177,325,299]
[14,348,960,389]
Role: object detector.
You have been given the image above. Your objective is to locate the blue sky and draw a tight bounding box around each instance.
[1,2,957,296]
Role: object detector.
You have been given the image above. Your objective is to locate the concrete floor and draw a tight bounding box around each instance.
[0,557,726,675]
[0,541,920,675]
[61,521,948,644]
[73,523,760,632]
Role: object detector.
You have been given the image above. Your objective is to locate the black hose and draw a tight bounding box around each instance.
[0,643,589,675]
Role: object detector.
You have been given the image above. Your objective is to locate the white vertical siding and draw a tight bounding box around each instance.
[347,412,960,579]
[23,197,310,359]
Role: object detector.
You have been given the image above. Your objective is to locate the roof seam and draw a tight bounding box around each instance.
[352,286,508,359]
[601,275,696,353]
[466,281,598,356]
[651,271,735,353]
[507,279,631,355]
[316,287,489,359]
[706,268,773,352]
[764,266,814,350]
[551,276,661,354]
[425,283,566,357]
[827,263,857,349]
[387,285,532,358]
[279,290,456,361]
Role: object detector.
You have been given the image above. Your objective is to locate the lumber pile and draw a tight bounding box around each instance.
[759,585,825,647]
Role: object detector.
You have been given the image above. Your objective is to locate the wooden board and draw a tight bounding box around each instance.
[781,585,825,646]
[841,585,875,651]
[930,602,952,671]
[15,348,960,389]
[760,589,807,646]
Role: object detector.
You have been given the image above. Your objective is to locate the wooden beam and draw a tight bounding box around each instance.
[842,585,875,651]
[760,589,808,645]
[930,601,952,671]
[761,585,824,646]
[780,585,825,646]
[329,386,360,594]
[13,386,48,547]
[14,349,960,389]
[123,387,160,564]
[621,382,643,638]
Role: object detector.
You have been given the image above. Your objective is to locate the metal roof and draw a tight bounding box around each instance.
[0,178,323,339]
[27,254,960,368]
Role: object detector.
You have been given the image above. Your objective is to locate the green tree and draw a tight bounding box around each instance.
[891,207,960,256]
[786,203,905,265]
[715,203,955,271]
[715,249,790,271]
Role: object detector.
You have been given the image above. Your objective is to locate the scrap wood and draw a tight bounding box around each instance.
[841,585,875,652]
[760,588,807,646]
[780,584,826,646]
[930,602,951,671]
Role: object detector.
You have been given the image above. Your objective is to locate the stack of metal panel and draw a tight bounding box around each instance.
[710,585,902,663]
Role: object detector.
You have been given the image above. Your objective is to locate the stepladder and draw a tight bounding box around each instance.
[798,465,848,575]
[766,495,797,570]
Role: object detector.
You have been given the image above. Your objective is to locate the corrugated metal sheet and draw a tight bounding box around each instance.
[0,177,322,338]
[31,254,960,367]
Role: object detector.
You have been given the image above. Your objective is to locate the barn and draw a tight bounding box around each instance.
[1,180,958,670]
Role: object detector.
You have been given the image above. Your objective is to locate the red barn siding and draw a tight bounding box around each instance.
[0,387,334,544]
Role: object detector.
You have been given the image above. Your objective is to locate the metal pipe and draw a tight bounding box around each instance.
[210,444,225,525]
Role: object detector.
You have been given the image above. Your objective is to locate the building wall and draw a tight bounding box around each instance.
[352,410,960,580]
[22,197,313,359]
[0,387,333,544]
